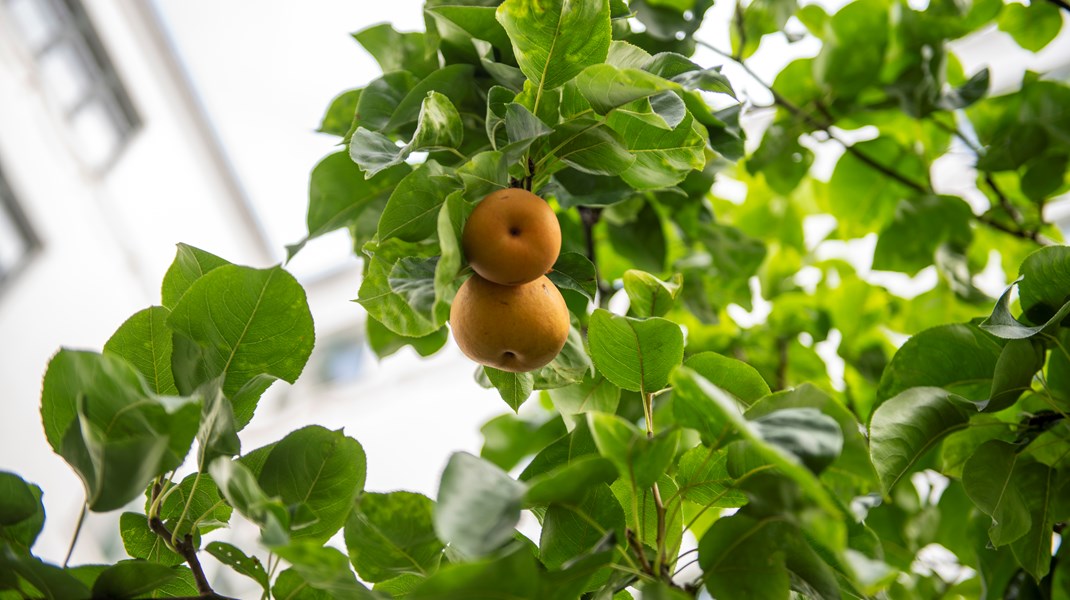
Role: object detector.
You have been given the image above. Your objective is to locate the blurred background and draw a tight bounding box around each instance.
[0,0,1067,595]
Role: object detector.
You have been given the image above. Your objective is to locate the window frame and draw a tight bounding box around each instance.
[5,0,142,169]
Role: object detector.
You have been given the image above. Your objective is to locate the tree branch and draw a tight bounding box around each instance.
[696,38,1056,246]
[579,206,614,308]
[148,480,236,600]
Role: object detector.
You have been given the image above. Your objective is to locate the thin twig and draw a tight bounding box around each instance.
[148,480,234,599]
[627,527,655,575]
[1047,0,1070,12]
[696,38,1055,246]
[63,502,87,568]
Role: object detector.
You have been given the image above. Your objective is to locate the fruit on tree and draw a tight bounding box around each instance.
[462,188,562,286]
[449,273,569,372]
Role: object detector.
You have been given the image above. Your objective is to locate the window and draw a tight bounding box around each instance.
[6,0,140,169]
[0,164,38,288]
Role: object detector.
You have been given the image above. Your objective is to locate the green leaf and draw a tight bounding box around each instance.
[611,473,683,556]
[523,455,618,506]
[532,326,594,390]
[168,264,314,413]
[205,541,269,593]
[574,64,679,114]
[622,270,681,317]
[353,23,439,79]
[940,68,990,110]
[812,0,888,99]
[434,452,525,559]
[355,71,418,133]
[273,542,378,600]
[0,550,90,599]
[731,0,797,60]
[746,385,878,496]
[484,368,535,412]
[869,387,971,493]
[410,92,464,152]
[259,426,367,544]
[671,367,841,514]
[746,123,813,195]
[607,110,705,190]
[631,0,713,42]
[290,152,409,258]
[358,239,441,338]
[272,569,334,600]
[1018,246,1070,320]
[385,65,476,132]
[674,446,747,508]
[877,323,1003,402]
[587,309,683,393]
[962,440,1031,547]
[998,0,1063,52]
[344,491,444,583]
[0,480,43,555]
[873,196,974,275]
[0,473,37,526]
[351,91,463,178]
[406,545,539,600]
[501,103,554,164]
[366,317,448,359]
[92,560,178,599]
[588,412,680,488]
[152,472,232,539]
[496,0,611,107]
[683,352,770,407]
[160,244,229,310]
[319,88,361,137]
[606,201,667,274]
[41,350,201,511]
[548,374,621,430]
[389,256,439,318]
[827,137,926,236]
[104,307,178,395]
[750,408,843,475]
[480,413,566,472]
[457,152,508,202]
[547,118,635,176]
[983,338,1045,412]
[1008,461,1059,581]
[426,5,514,56]
[378,162,462,243]
[547,252,597,302]
[196,382,241,470]
[695,223,766,310]
[539,484,626,569]
[433,191,471,324]
[209,458,293,545]
[119,513,183,566]
[698,511,840,600]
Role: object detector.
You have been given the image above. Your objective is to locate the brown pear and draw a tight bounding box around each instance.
[449,273,570,372]
[462,188,561,286]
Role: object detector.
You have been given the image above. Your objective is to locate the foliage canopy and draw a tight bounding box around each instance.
[4,0,1070,598]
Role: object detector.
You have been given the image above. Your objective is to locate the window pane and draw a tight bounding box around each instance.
[38,40,94,111]
[7,0,62,52]
[70,96,121,168]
